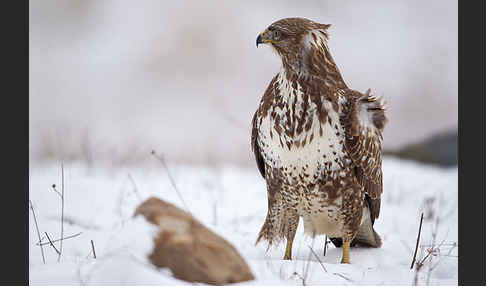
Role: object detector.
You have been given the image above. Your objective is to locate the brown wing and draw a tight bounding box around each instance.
[251,74,280,179]
[251,110,265,178]
[340,88,387,223]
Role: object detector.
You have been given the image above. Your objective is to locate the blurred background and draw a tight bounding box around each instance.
[29,0,457,168]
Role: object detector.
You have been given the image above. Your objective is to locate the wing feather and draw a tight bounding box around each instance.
[251,110,265,178]
[341,88,387,222]
[251,75,280,179]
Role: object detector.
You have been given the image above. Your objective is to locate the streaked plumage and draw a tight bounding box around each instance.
[252,17,387,263]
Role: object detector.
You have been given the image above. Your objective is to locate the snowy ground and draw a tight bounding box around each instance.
[29,157,457,286]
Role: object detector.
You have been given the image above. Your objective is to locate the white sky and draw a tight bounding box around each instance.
[29,0,457,165]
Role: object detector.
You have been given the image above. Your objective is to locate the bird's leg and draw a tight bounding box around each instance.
[340,241,351,264]
[283,214,299,260]
[284,238,294,260]
[339,186,363,264]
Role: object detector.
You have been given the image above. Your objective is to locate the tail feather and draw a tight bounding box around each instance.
[329,204,382,248]
[255,218,273,246]
[352,224,382,247]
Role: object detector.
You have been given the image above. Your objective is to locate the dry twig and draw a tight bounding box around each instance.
[410,213,424,269]
[127,173,142,202]
[292,272,307,286]
[302,239,314,284]
[36,232,83,246]
[323,235,328,256]
[29,200,45,264]
[420,242,457,248]
[333,273,352,282]
[308,245,328,273]
[45,232,61,255]
[91,240,97,259]
[151,150,190,213]
[58,162,65,262]
[51,184,62,198]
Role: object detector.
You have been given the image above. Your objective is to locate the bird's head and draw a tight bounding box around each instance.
[256,17,332,74]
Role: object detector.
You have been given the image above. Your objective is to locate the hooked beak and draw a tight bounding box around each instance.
[256,34,264,47]
[256,29,269,47]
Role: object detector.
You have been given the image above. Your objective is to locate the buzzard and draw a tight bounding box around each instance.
[252,17,387,263]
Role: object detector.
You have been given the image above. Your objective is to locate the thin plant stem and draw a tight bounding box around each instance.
[127,173,142,202]
[151,151,190,213]
[36,232,83,246]
[45,232,61,255]
[308,245,328,273]
[91,240,97,259]
[323,235,328,256]
[410,213,424,269]
[29,200,46,264]
[58,162,65,262]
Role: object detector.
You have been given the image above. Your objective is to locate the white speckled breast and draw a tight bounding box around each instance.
[256,71,351,235]
[257,71,347,181]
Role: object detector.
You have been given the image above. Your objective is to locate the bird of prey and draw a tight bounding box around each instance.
[252,17,387,263]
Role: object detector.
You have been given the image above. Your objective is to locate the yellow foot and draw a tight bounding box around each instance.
[340,241,351,264]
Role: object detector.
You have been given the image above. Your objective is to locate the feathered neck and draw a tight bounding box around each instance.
[280,29,348,90]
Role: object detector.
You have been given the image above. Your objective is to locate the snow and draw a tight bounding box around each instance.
[29,157,457,286]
